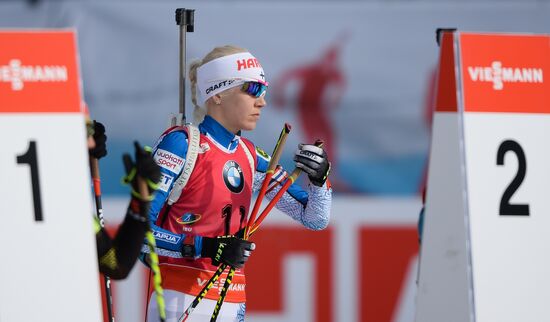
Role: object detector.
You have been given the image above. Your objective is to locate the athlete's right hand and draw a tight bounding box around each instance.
[201,235,256,268]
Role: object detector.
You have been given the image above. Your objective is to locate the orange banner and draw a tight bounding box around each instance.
[459,33,550,114]
[0,31,82,113]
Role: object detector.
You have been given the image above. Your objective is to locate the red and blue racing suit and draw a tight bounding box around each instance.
[142,115,332,304]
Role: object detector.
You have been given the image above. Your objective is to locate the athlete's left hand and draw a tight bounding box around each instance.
[293,143,331,187]
[201,235,256,269]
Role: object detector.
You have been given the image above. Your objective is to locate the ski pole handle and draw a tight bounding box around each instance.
[245,123,291,237]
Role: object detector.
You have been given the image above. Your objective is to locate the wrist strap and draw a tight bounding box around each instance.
[181,235,202,259]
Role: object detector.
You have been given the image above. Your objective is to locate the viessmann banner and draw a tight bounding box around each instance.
[0,31,81,112]
[460,34,549,112]
[417,31,550,322]
[0,30,102,322]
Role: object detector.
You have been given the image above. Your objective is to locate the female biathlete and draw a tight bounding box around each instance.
[142,45,333,322]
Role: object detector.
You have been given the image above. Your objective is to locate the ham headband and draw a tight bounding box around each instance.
[197,52,268,104]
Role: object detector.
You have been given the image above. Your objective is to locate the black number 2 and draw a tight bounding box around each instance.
[496,140,530,216]
[17,141,44,221]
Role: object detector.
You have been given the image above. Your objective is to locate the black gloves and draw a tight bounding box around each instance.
[89,121,107,159]
[293,143,331,187]
[201,235,256,269]
[122,141,161,216]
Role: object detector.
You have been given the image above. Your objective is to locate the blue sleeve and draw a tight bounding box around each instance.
[147,130,189,251]
[285,183,309,206]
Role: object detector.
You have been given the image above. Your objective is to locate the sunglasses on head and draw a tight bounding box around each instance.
[241,81,267,98]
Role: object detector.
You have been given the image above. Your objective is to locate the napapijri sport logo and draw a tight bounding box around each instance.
[0,59,68,91]
[467,61,543,90]
[223,160,244,193]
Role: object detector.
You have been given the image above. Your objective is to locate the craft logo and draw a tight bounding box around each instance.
[176,213,202,225]
[205,79,236,95]
[0,59,68,91]
[467,61,543,90]
[223,160,244,193]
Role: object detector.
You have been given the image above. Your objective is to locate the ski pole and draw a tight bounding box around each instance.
[245,123,291,237]
[209,265,235,322]
[248,168,302,235]
[210,124,291,322]
[211,139,324,321]
[264,165,288,194]
[90,158,116,322]
[136,175,167,322]
[178,264,228,322]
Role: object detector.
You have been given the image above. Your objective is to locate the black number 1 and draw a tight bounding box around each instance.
[222,205,247,234]
[17,141,43,221]
[496,140,529,216]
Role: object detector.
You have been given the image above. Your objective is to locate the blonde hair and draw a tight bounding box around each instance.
[189,45,247,123]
